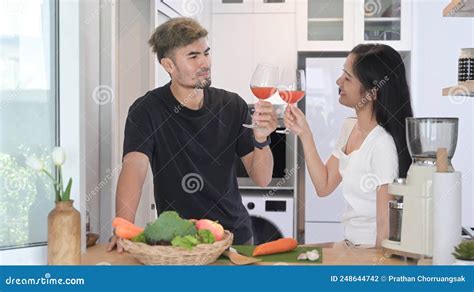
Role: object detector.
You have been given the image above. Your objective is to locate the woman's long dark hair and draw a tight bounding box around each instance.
[350,44,413,178]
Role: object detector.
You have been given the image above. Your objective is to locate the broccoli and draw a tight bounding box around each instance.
[144,211,196,244]
[131,231,146,243]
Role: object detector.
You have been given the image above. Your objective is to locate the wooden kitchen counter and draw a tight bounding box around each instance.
[81,243,417,266]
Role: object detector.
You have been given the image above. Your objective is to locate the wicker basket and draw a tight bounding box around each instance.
[120,230,233,265]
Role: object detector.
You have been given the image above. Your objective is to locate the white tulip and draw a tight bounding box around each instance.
[51,147,66,166]
[26,156,45,171]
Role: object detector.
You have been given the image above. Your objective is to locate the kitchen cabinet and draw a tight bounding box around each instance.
[210,14,254,102]
[210,13,297,103]
[212,0,295,14]
[353,0,411,50]
[253,0,295,13]
[297,0,412,51]
[296,0,355,51]
[212,0,253,13]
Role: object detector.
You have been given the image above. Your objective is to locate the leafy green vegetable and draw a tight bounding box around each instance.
[171,229,216,250]
[144,211,197,244]
[131,231,146,243]
[171,235,200,250]
[171,229,216,249]
[196,229,215,244]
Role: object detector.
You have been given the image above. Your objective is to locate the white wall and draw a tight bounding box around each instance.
[411,0,474,226]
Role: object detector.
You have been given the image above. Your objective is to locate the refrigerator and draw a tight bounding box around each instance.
[298,53,353,244]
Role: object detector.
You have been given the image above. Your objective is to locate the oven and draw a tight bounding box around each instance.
[234,104,296,188]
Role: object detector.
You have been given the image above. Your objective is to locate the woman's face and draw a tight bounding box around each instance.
[336,54,370,109]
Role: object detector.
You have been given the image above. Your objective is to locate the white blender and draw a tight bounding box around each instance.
[382,118,459,259]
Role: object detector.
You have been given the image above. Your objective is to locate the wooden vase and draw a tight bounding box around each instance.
[47,200,81,265]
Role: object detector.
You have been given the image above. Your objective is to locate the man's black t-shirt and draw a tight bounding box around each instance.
[123,82,254,244]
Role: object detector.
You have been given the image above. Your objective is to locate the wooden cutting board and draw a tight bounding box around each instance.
[218,245,322,264]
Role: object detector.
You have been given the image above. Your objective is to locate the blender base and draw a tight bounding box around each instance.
[382,245,431,261]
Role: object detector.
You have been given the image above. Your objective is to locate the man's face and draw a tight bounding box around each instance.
[162,38,212,89]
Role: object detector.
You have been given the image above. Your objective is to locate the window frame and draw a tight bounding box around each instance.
[1,0,89,265]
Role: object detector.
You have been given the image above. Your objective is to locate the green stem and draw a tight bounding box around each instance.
[43,169,61,201]
[58,166,64,201]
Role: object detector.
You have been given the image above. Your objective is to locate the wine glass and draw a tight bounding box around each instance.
[276,69,306,134]
[242,63,279,129]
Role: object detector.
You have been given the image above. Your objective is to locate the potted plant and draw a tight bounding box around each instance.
[452,240,474,265]
[26,147,80,265]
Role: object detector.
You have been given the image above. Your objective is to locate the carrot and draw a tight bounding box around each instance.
[252,238,298,256]
[112,217,144,239]
[115,224,144,240]
[112,217,137,228]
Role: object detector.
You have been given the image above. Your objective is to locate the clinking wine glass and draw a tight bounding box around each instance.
[276,69,306,134]
[242,63,279,129]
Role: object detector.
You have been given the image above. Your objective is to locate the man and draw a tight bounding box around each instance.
[107,17,277,252]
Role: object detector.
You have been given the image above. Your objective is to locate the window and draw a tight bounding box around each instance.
[0,0,57,250]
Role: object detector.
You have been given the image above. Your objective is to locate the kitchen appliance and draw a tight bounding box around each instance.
[388,200,403,242]
[382,117,459,258]
[241,192,294,245]
[301,54,353,244]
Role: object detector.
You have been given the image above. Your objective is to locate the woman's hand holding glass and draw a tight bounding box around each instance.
[283,104,311,139]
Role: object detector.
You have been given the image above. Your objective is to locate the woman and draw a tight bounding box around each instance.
[285,44,413,248]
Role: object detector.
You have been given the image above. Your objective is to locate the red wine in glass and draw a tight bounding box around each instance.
[250,86,277,100]
[277,69,306,134]
[243,64,279,129]
[278,90,305,104]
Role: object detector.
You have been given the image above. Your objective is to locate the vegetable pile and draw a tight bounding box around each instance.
[112,211,225,250]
